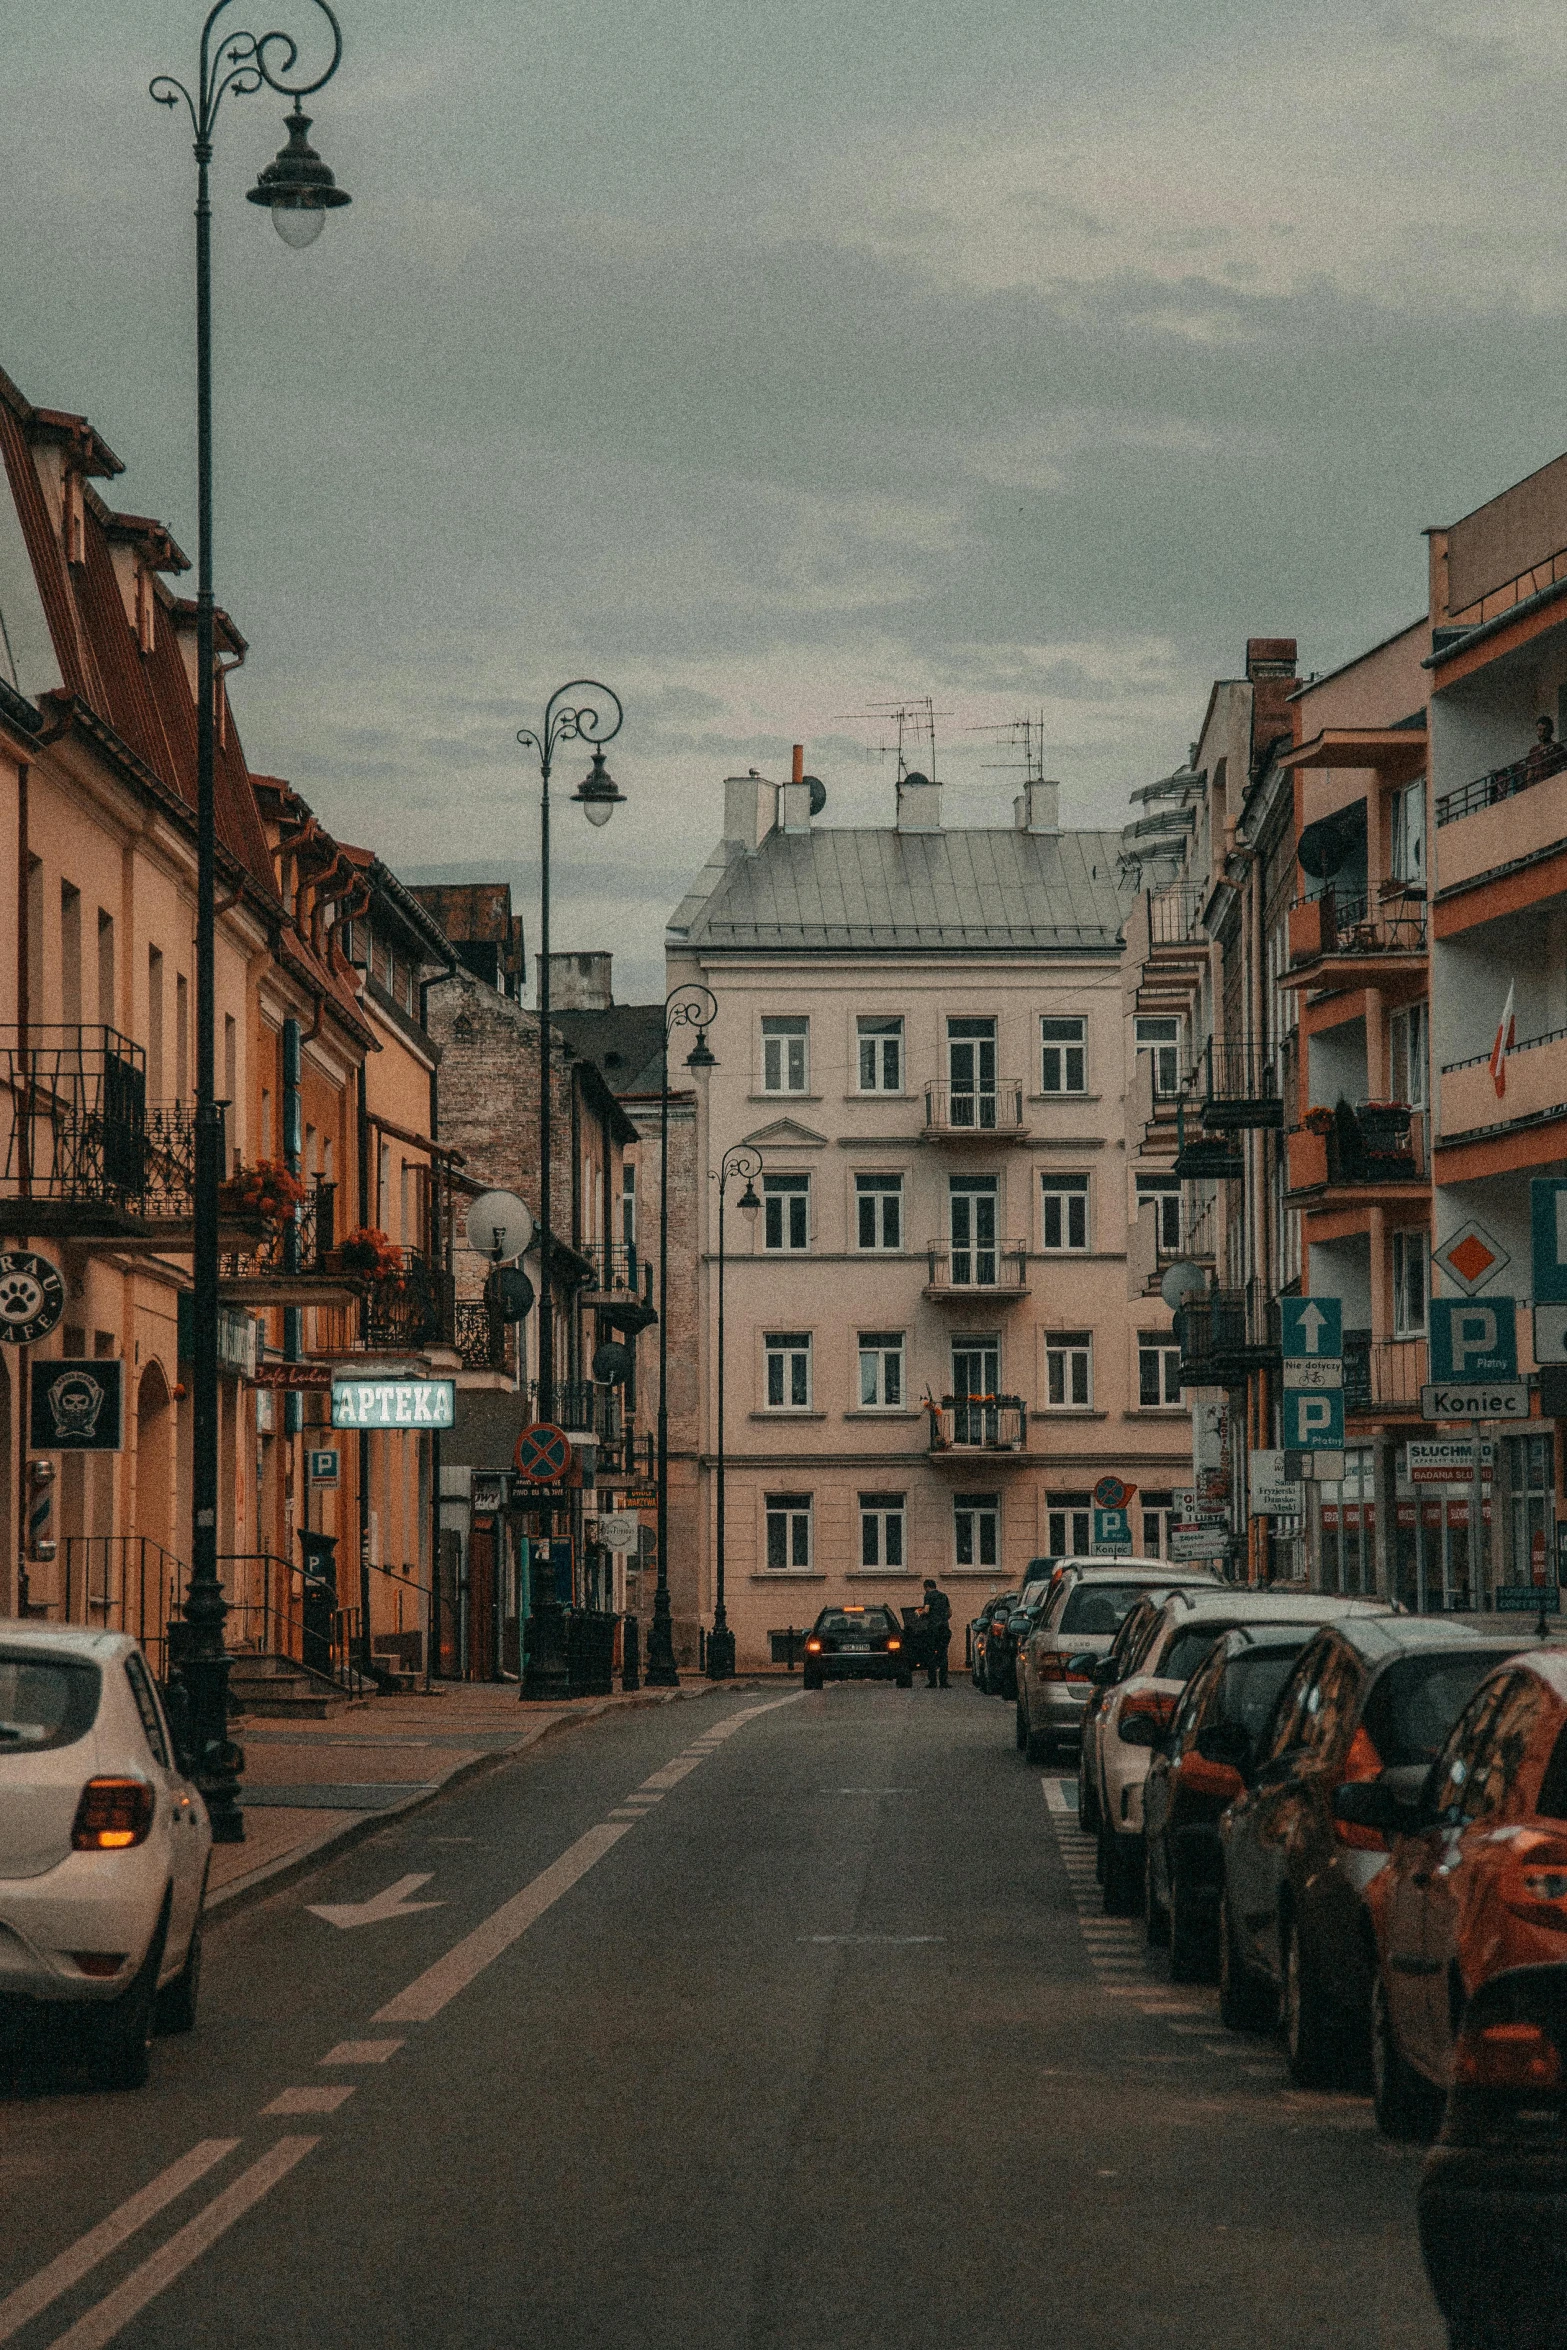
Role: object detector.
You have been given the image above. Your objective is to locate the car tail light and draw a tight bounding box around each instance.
[1499,1832,1567,1925]
[1039,1653,1089,1684]
[887,1638,901,1651]
[1334,1723,1386,1851]
[1453,2019,1563,2092]
[1122,1691,1177,1733]
[805,1638,822,1654]
[69,1952,128,1978]
[1179,1752,1243,1801]
[72,1779,155,1850]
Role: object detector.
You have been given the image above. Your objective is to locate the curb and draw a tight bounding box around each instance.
[203,1678,762,1925]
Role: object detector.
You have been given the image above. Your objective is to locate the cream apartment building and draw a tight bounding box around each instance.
[666,763,1193,1669]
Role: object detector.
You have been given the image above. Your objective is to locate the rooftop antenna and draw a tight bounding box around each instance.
[834,695,948,784]
[969,711,1049,785]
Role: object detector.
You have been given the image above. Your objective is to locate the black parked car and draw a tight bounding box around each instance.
[803,1605,913,1691]
[986,1563,1060,1699]
[975,1592,1020,1696]
[1217,1617,1521,2085]
[1418,1963,1567,2350]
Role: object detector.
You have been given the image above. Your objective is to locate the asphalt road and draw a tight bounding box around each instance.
[0,1683,1446,2350]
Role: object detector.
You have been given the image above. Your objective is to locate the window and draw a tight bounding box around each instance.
[1040,1015,1087,1095]
[1392,1229,1427,1338]
[1268,916,1296,1047]
[947,1016,997,1126]
[764,1332,812,1409]
[763,1173,810,1252]
[1048,1492,1092,1554]
[859,1493,906,1571]
[97,909,115,1025]
[954,1491,999,1569]
[762,1016,809,1094]
[621,1162,636,1250]
[123,1653,170,1767]
[857,1017,902,1093]
[952,1338,1001,1397]
[765,1493,813,1572]
[1391,779,1426,886]
[1136,1016,1181,1099]
[1141,1491,1175,1558]
[1506,1433,1555,1581]
[1041,1172,1090,1252]
[1136,1173,1182,1252]
[1137,1336,1182,1407]
[949,1177,998,1285]
[855,1173,903,1251]
[60,884,81,1027]
[1389,1003,1428,1111]
[858,1332,905,1409]
[1046,1332,1092,1408]
[147,946,164,1099]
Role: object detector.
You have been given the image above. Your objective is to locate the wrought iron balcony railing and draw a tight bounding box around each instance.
[578,1243,657,1329]
[0,1027,210,1221]
[928,1395,1027,1452]
[1342,1332,1427,1418]
[455,1296,511,1374]
[1189,1039,1283,1131]
[922,1080,1028,1139]
[1287,1104,1428,1192]
[363,1248,457,1351]
[924,1239,1030,1294]
[1289,888,1426,961]
[1176,1287,1280,1387]
[544,1381,624,1444]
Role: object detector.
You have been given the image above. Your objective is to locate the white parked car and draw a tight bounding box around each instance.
[1015,1561,1217,1762]
[0,1623,212,2087]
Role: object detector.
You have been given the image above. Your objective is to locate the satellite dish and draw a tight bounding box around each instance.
[1160,1259,1209,1311]
[464,1189,534,1263]
[804,775,827,816]
[489,1268,534,1323]
[592,1340,633,1385]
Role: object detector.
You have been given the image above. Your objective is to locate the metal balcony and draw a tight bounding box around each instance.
[1342,1332,1427,1420]
[922,1080,1029,1142]
[1171,1103,1242,1181]
[549,1382,624,1444]
[578,1244,657,1332]
[455,1296,512,1375]
[1176,1288,1279,1388]
[1436,739,1567,829]
[1286,1104,1428,1197]
[1192,1040,1283,1131]
[363,1249,457,1351]
[927,1396,1027,1455]
[0,1027,228,1239]
[923,1240,1030,1299]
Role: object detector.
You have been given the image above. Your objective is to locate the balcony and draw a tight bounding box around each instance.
[1435,742,1567,900]
[1171,1103,1242,1182]
[547,1382,623,1446]
[363,1248,456,1352]
[1130,1049,1184,1155]
[455,1297,513,1376]
[927,1395,1027,1456]
[1127,1198,1214,1300]
[922,1080,1029,1143]
[923,1240,1030,1300]
[578,1244,657,1332]
[1190,1040,1283,1131]
[1176,1288,1279,1387]
[1441,1028,1567,1143]
[220,1179,363,1306]
[1286,887,1426,987]
[1343,1332,1427,1421]
[1286,1103,1429,1200]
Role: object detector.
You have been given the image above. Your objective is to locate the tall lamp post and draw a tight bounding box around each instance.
[152,1,351,1842]
[711,1144,761,1681]
[647,985,717,1687]
[515,682,625,1701]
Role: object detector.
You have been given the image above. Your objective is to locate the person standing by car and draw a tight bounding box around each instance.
[921,1579,951,1688]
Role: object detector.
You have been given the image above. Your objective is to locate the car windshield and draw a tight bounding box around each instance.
[0,1651,102,1751]
[1221,1646,1311,1742]
[1060,1584,1154,1636]
[1361,1650,1512,1768]
[818,1611,893,1636]
[1162,1625,1241,1683]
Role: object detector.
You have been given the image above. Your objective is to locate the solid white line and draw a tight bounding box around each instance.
[320,2041,402,2064]
[372,1823,633,2024]
[0,2142,239,2347]
[261,2086,355,2114]
[43,2139,318,2350]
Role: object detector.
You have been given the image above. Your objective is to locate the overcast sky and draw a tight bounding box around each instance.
[7,1,1566,997]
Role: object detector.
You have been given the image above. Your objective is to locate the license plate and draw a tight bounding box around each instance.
[843,1643,869,1653]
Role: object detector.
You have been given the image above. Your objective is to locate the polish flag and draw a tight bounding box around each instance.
[1489,981,1516,1098]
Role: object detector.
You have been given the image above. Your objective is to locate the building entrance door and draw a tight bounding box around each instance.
[947,1017,997,1129]
[949,1179,997,1286]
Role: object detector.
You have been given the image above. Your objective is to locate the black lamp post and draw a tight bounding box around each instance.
[515,683,625,1702]
[711,1144,761,1681]
[647,985,716,1687]
[151,0,351,1843]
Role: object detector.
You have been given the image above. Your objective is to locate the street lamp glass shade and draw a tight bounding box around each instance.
[246,108,351,247]
[737,1182,761,1219]
[573,748,625,828]
[685,1030,716,1071]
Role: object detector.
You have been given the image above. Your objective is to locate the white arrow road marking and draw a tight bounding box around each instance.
[306,1872,444,1929]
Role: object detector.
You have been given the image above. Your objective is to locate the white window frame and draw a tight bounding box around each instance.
[1137,1334,1183,1407]
[1392,1229,1428,1339]
[1140,1491,1176,1558]
[765,1492,814,1573]
[1136,1173,1182,1252]
[1136,1015,1182,1099]
[855,1172,903,1252]
[1389,1002,1428,1112]
[1040,1172,1090,1254]
[1040,1015,1088,1096]
[763,1173,810,1252]
[1391,779,1426,886]
[858,1493,907,1572]
[1048,1496,1092,1554]
[761,1015,809,1095]
[764,1331,813,1411]
[954,1490,1000,1570]
[858,1331,906,1410]
[1045,1331,1093,1409]
[856,1016,903,1094]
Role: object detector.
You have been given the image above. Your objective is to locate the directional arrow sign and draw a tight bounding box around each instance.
[307,1873,444,1930]
[1280,1298,1342,1359]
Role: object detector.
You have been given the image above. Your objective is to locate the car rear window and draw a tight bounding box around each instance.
[0,1650,102,1752]
[1361,1651,1510,1769]
[817,1610,894,1634]
[1163,1624,1246,1683]
[1060,1584,1152,1636]
[1222,1646,1310,1742]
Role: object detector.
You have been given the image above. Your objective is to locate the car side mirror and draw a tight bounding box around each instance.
[1007,1612,1030,1636]
[1091,1656,1119,1687]
[1118,1713,1160,1747]
[1196,1720,1251,1773]
[1067,1653,1099,1678]
[1333,1773,1429,1836]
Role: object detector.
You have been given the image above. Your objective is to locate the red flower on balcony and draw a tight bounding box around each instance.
[220,1158,306,1226]
[338,1226,403,1281]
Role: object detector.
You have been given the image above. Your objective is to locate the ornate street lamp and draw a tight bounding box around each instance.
[648,985,717,1687]
[711,1144,761,1681]
[515,682,624,1701]
[151,0,352,1843]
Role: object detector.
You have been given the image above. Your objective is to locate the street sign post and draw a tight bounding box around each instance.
[1092,1505,1133,1555]
[515,1422,572,1483]
[1428,1298,1517,1382]
[1279,1298,1343,1359]
[1281,1387,1345,1449]
[307,1448,340,1486]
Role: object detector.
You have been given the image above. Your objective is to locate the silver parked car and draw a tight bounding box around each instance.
[1015,1561,1220,1764]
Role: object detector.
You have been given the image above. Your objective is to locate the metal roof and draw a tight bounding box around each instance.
[669,825,1136,954]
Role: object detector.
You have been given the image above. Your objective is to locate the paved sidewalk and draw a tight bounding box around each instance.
[207,1679,762,1915]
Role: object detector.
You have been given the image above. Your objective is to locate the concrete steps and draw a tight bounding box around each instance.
[228,1650,372,1719]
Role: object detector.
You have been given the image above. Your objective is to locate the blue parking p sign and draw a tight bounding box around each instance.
[1428,1298,1517,1382]
[1092,1506,1132,1553]
[1282,1387,1345,1449]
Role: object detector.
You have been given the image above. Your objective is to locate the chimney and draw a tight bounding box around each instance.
[896,770,942,834]
[1014,779,1060,835]
[1245,637,1299,764]
[778,741,813,835]
[723,769,777,853]
[537,950,613,1011]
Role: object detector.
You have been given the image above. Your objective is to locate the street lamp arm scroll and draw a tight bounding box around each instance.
[666,984,717,1043]
[150,0,344,141]
[516,680,624,779]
